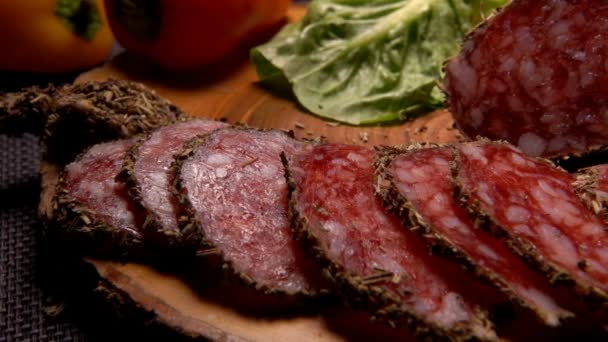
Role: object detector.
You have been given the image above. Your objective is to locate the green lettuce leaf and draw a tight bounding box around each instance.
[251,0,509,125]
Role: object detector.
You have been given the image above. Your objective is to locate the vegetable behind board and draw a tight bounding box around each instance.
[252,0,508,125]
[104,0,290,70]
[0,0,114,73]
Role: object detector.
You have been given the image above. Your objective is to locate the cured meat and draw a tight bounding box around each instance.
[453,140,608,302]
[0,84,57,135]
[119,119,228,250]
[376,145,574,326]
[53,139,146,256]
[285,144,497,341]
[1,79,185,163]
[175,128,327,296]
[574,164,608,222]
[0,79,186,137]
[444,0,608,158]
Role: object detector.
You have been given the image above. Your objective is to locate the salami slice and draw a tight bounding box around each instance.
[453,140,608,302]
[574,164,608,222]
[376,145,574,326]
[53,139,146,256]
[285,144,497,341]
[119,119,228,250]
[444,0,608,158]
[175,128,327,296]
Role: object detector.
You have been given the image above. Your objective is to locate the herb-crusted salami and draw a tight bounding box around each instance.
[0,79,186,138]
[1,79,185,163]
[53,139,146,257]
[175,128,327,296]
[286,144,497,341]
[574,164,608,222]
[119,119,228,250]
[453,140,608,301]
[376,145,574,326]
[444,0,608,158]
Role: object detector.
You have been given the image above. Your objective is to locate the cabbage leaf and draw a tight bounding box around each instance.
[252,0,509,125]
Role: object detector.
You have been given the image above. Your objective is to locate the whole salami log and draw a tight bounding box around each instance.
[118,119,228,250]
[453,140,608,302]
[376,145,574,326]
[285,144,498,341]
[0,79,185,163]
[53,139,146,257]
[174,128,327,296]
[444,0,608,158]
[574,164,608,223]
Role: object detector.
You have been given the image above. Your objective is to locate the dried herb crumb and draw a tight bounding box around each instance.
[359,132,369,143]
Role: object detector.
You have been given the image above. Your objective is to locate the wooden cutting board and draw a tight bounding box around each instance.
[72,4,461,341]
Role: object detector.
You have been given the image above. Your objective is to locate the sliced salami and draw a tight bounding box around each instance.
[285,144,497,341]
[175,128,327,296]
[376,145,574,326]
[453,140,608,301]
[119,119,228,250]
[54,139,146,256]
[574,164,608,222]
[444,0,608,158]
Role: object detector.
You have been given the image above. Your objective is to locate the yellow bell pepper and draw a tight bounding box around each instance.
[0,0,114,73]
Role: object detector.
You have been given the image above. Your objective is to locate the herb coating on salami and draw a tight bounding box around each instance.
[118,119,228,250]
[53,139,146,257]
[453,140,608,302]
[445,0,608,158]
[574,164,608,223]
[376,144,574,326]
[1,79,185,163]
[286,143,497,341]
[175,128,328,296]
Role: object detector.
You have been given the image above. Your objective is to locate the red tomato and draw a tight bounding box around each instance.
[104,0,289,70]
